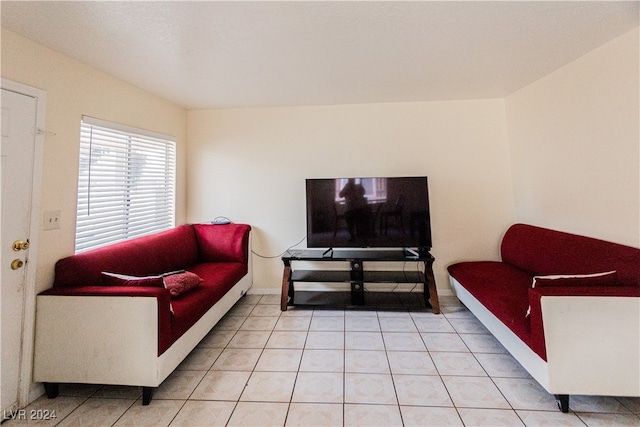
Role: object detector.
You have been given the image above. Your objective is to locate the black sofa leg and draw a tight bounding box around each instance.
[555,394,569,413]
[142,387,154,405]
[43,383,59,399]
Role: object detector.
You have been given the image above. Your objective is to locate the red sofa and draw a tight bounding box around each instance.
[33,223,251,405]
[448,223,640,413]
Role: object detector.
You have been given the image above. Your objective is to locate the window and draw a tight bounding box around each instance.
[334,178,388,203]
[75,116,176,253]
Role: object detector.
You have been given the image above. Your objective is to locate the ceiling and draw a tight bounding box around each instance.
[2,1,638,110]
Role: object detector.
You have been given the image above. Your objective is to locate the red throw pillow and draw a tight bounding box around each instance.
[101,272,164,287]
[163,271,203,297]
[532,271,618,288]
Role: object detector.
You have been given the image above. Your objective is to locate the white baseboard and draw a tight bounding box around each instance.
[247,287,280,295]
[26,384,45,407]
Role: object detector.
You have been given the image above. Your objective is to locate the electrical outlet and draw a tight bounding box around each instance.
[43,210,61,230]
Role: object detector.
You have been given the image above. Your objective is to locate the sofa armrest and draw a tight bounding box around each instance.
[528,286,640,360]
[38,285,173,355]
[33,291,169,387]
[42,284,170,298]
[528,286,640,395]
[193,223,251,263]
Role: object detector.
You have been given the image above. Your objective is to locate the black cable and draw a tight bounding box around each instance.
[251,235,307,259]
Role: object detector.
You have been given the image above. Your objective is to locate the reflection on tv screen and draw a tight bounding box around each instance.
[306,177,432,249]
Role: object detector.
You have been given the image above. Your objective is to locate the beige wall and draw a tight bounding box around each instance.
[4,21,637,298]
[1,29,188,293]
[187,100,515,292]
[506,28,640,247]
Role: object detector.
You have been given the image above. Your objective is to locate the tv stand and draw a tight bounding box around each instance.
[280,249,439,313]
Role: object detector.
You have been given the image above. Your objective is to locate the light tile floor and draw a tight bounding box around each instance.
[5,295,640,426]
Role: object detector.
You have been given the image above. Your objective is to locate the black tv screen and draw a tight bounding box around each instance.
[306,176,432,249]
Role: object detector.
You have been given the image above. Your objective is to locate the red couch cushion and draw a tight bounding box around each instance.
[169,262,248,344]
[54,225,199,287]
[448,261,533,348]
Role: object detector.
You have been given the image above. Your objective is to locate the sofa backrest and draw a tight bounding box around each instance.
[500,223,640,287]
[193,223,251,264]
[54,225,199,287]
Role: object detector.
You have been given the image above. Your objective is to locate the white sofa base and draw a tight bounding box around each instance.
[450,277,550,389]
[450,277,640,410]
[33,273,252,396]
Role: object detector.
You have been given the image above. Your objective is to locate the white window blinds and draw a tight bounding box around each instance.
[75,116,176,253]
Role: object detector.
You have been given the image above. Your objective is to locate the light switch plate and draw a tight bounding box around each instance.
[43,210,60,230]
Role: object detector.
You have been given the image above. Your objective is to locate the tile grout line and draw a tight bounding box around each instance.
[427,312,465,425]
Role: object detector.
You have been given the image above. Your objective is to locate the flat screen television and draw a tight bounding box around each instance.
[306,176,432,250]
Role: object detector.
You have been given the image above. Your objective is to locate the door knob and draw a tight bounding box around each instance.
[12,240,29,251]
[10,259,24,270]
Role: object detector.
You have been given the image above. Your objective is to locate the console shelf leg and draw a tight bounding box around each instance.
[281,263,291,311]
[424,260,440,314]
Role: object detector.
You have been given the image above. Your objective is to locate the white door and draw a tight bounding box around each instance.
[1,87,39,413]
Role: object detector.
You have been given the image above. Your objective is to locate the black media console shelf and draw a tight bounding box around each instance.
[280,249,439,313]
